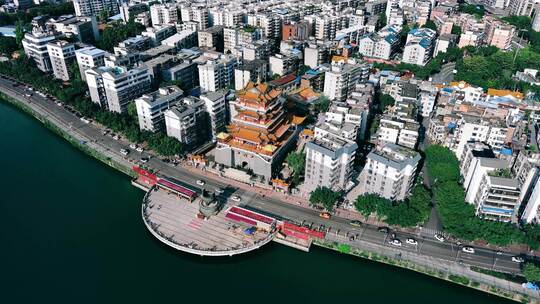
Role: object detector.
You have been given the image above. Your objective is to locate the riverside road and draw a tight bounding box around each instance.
[0,76,529,275]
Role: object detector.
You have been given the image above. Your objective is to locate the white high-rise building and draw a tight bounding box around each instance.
[85,65,152,113]
[150,3,178,25]
[198,55,237,92]
[75,46,107,81]
[22,30,56,73]
[200,90,229,141]
[164,97,208,148]
[47,40,75,81]
[73,0,119,17]
[359,143,421,201]
[304,134,358,192]
[323,61,369,101]
[135,86,184,132]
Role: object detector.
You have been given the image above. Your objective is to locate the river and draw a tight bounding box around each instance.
[0,100,513,303]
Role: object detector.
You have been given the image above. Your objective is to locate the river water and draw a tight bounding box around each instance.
[0,100,513,303]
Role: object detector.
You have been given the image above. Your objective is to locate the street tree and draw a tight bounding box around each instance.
[309,186,340,211]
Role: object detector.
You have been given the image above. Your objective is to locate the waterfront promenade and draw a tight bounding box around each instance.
[1,76,539,302]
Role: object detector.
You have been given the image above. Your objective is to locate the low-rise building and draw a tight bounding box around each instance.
[402,28,436,66]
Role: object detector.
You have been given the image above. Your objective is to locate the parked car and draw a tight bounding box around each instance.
[434,234,445,242]
[129,144,137,149]
[136,147,144,153]
[196,180,205,186]
[406,238,417,245]
[349,220,362,227]
[319,212,331,219]
[140,157,149,163]
[462,246,475,254]
[231,195,241,202]
[215,188,224,194]
[389,239,402,246]
[512,256,525,263]
[120,149,129,156]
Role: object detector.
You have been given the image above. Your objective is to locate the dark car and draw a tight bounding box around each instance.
[378,227,389,233]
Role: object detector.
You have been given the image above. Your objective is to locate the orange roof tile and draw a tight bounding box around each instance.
[487,88,524,99]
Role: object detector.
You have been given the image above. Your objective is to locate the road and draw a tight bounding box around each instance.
[0,75,528,274]
[431,62,455,85]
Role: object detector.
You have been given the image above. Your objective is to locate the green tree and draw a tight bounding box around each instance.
[309,186,340,211]
[0,36,18,55]
[354,194,389,219]
[97,21,145,52]
[379,93,395,111]
[422,20,437,32]
[524,263,540,282]
[285,151,305,185]
[451,25,462,36]
[315,95,330,112]
[14,20,25,47]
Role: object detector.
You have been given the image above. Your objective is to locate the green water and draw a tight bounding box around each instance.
[0,100,513,303]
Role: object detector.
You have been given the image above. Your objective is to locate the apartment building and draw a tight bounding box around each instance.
[360,143,421,201]
[75,46,107,81]
[85,65,152,113]
[164,96,209,149]
[200,90,229,141]
[150,3,178,25]
[47,40,75,81]
[73,0,119,17]
[198,26,224,52]
[198,54,237,92]
[304,134,358,192]
[141,25,176,47]
[135,86,184,132]
[304,43,329,69]
[324,61,370,102]
[358,26,399,60]
[22,30,56,72]
[402,28,436,66]
[269,53,297,76]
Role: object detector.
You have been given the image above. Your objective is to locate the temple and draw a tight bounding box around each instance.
[214,82,300,181]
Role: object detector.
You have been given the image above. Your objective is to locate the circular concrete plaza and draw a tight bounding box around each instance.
[142,188,274,256]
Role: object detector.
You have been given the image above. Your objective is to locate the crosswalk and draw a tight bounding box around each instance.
[419,227,445,237]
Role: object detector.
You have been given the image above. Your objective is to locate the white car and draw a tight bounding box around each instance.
[434,234,445,242]
[140,157,149,163]
[512,256,525,263]
[112,135,120,140]
[196,180,205,186]
[136,147,144,153]
[129,144,137,149]
[120,148,129,156]
[406,238,417,245]
[215,188,224,194]
[389,239,402,246]
[231,195,241,202]
[462,246,475,254]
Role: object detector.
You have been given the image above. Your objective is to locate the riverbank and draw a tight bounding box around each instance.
[0,85,537,303]
[315,239,535,303]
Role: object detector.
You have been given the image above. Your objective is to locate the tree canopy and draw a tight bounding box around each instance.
[309,187,340,211]
[354,185,431,227]
[97,21,146,52]
[285,151,305,185]
[524,263,540,283]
